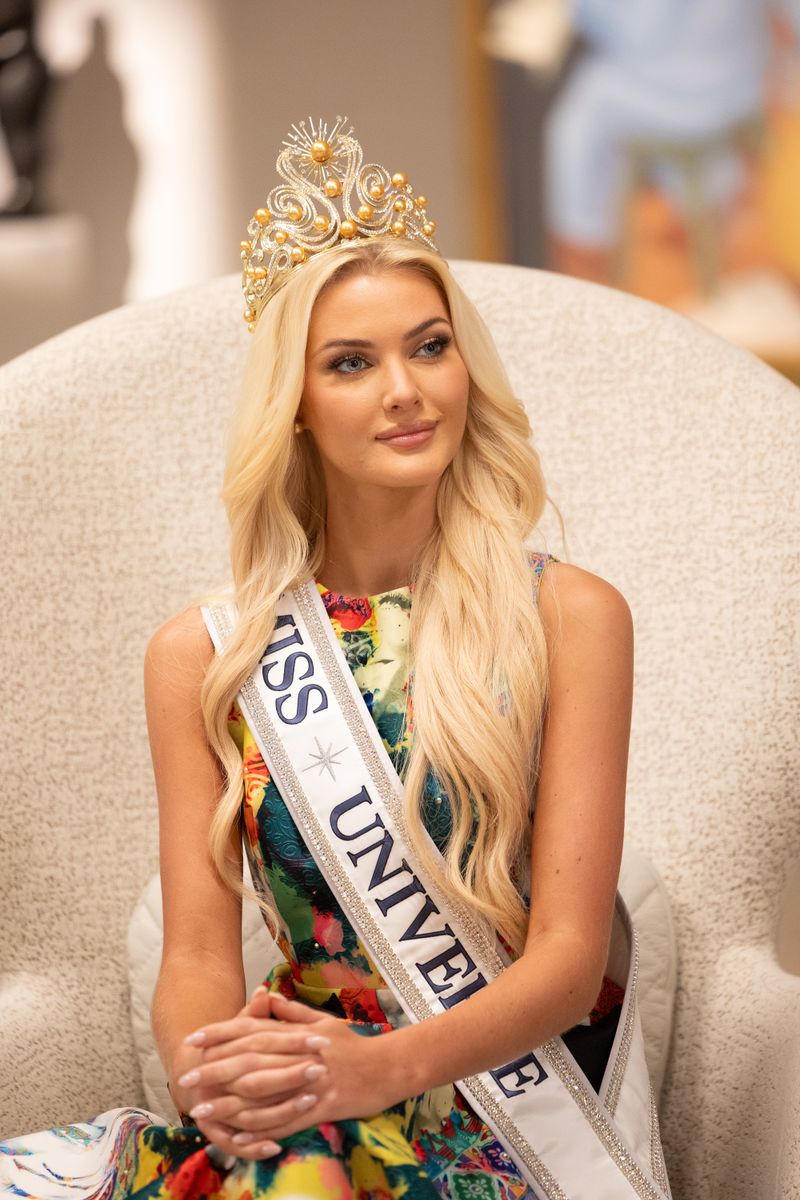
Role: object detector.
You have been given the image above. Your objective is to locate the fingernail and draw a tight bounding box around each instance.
[271,992,288,1004]
[189,1102,214,1118]
[305,1035,331,1050]
[305,1063,327,1081]
[259,1141,281,1158]
[294,1093,317,1112]
[232,1131,255,1145]
[183,1030,206,1045]
[177,1069,200,1086]
[251,985,268,998]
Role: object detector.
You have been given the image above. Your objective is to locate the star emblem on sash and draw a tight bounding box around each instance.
[303,736,348,780]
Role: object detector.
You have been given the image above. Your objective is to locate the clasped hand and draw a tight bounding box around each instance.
[177,989,394,1162]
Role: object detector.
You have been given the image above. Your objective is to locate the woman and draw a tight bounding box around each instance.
[0,119,668,1200]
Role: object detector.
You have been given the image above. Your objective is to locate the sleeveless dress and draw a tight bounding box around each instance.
[0,552,623,1200]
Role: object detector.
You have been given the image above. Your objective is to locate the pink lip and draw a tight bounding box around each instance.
[376,420,437,445]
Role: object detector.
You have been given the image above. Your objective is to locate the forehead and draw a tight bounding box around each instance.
[308,268,448,339]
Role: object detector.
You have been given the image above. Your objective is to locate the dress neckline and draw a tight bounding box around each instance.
[316,579,412,604]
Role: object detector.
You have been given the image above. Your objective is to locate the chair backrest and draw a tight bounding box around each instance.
[2,264,798,1198]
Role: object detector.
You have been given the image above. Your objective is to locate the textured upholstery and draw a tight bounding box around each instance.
[1,264,798,1199]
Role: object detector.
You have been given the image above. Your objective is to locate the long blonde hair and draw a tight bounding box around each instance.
[202,237,552,954]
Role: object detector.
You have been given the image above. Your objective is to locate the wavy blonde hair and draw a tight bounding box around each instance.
[202,237,553,954]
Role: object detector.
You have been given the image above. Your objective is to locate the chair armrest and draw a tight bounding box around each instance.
[0,969,144,1138]
[664,941,800,1198]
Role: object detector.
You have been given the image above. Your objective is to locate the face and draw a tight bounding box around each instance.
[299,267,470,501]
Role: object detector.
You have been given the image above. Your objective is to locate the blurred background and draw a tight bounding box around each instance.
[1,0,799,381]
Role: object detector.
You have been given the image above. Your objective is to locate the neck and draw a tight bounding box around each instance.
[319,484,437,597]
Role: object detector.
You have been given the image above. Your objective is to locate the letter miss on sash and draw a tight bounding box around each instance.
[261,613,329,726]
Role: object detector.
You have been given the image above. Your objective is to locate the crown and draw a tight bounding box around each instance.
[240,116,439,331]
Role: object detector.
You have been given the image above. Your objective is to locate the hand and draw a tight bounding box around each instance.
[179,990,403,1159]
[176,990,325,1161]
[169,994,268,1122]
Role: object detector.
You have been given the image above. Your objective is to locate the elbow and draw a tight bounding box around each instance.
[570,949,609,1026]
[545,932,609,1029]
[557,979,604,1035]
[575,966,608,1026]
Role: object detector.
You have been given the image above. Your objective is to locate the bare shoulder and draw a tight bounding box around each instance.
[145,606,216,700]
[538,561,633,651]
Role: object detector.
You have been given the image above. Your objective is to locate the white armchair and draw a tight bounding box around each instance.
[1,264,798,1199]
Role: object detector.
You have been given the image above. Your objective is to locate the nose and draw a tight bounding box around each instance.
[383,356,421,411]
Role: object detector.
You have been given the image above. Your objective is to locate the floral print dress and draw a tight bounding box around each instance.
[0,552,623,1200]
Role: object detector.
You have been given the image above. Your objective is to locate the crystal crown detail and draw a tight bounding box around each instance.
[240,116,438,330]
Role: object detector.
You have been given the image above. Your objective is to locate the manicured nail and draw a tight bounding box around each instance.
[294,1093,317,1112]
[189,1102,214,1118]
[232,1131,255,1145]
[259,1141,281,1158]
[305,1063,326,1081]
[305,1035,331,1050]
[183,1030,206,1045]
[177,1069,200,1086]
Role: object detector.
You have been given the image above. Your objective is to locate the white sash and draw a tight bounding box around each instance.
[202,583,671,1200]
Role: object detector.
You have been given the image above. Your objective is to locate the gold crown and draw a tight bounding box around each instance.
[240,116,439,330]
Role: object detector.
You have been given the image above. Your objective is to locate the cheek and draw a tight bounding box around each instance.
[304,393,373,460]
[444,361,470,409]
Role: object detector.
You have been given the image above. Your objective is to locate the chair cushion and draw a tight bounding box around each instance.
[127,843,675,1116]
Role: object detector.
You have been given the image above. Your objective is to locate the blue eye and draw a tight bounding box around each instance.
[331,354,369,374]
[415,335,451,358]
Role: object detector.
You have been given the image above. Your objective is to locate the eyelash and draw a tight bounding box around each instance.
[328,335,452,374]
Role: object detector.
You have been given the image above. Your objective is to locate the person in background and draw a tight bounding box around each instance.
[545,0,800,282]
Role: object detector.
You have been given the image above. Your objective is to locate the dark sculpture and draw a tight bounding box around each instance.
[0,0,49,216]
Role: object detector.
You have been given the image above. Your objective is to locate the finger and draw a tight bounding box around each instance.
[220,1090,322,1140]
[246,988,272,1017]
[183,1015,272,1049]
[189,1019,320,1058]
[180,1047,322,1091]
[228,1103,333,1150]
[190,1084,303,1126]
[195,1118,281,1164]
[201,1032,318,1064]
[268,993,328,1024]
[189,1061,328,1119]
[194,1116,237,1148]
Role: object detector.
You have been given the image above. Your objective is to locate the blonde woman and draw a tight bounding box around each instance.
[0,122,669,1200]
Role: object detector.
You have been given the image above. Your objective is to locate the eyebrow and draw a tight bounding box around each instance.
[314,315,452,355]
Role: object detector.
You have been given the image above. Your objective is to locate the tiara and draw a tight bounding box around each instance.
[240,116,439,330]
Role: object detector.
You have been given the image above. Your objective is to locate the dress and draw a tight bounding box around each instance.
[0,552,623,1200]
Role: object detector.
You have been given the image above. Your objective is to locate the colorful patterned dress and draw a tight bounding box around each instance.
[0,552,623,1200]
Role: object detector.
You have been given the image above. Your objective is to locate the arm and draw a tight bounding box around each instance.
[146,609,330,1153]
[183,562,632,1141]
[145,608,247,1116]
[377,561,631,1089]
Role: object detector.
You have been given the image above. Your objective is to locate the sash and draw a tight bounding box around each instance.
[202,583,672,1200]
